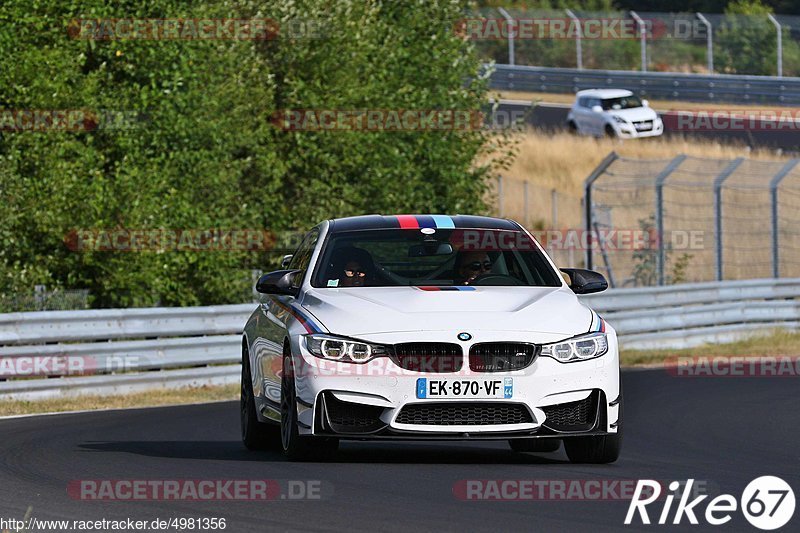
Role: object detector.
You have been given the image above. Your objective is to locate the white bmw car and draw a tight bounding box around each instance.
[567,88,663,139]
[241,215,621,462]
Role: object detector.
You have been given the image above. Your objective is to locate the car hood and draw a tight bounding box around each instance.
[608,107,658,121]
[300,286,593,336]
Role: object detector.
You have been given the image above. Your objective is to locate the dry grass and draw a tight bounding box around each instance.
[484,130,789,233]
[495,90,790,112]
[0,383,238,417]
[620,329,800,366]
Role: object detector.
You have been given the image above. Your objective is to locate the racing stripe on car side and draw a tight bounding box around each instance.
[271,299,325,334]
[590,311,606,333]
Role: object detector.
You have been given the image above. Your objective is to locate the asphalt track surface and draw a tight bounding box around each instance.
[0,369,797,532]
[494,100,800,151]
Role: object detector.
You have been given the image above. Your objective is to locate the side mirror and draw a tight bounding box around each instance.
[560,268,608,294]
[280,254,293,268]
[591,105,603,113]
[641,99,650,107]
[256,269,302,296]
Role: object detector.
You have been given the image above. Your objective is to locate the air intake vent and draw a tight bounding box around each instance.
[396,402,533,425]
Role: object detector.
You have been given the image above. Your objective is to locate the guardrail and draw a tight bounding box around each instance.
[0,278,797,400]
[489,64,800,105]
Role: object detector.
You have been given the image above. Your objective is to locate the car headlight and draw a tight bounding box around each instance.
[611,115,627,124]
[303,334,390,363]
[540,332,608,363]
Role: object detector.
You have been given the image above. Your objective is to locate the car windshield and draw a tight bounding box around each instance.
[311,228,562,288]
[601,95,642,110]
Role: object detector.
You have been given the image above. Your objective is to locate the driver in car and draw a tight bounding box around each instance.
[454,251,493,285]
[329,246,375,287]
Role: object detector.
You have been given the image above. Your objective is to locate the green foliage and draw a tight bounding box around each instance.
[0,0,507,308]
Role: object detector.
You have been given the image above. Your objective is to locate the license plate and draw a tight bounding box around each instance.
[635,123,652,131]
[416,378,513,399]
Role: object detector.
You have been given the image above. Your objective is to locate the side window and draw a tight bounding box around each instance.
[288,228,320,287]
[577,96,586,108]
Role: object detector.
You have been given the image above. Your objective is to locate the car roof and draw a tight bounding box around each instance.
[327,214,521,233]
[576,88,634,99]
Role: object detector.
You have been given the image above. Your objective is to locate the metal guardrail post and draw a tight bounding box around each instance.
[770,159,799,278]
[583,152,619,271]
[565,9,583,70]
[767,14,783,77]
[696,13,713,74]
[654,154,688,286]
[630,11,647,72]
[713,158,745,281]
[497,8,515,66]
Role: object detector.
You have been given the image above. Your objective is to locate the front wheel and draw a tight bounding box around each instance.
[241,345,280,450]
[280,355,339,461]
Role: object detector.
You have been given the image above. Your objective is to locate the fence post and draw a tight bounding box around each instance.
[498,8,515,66]
[497,175,504,217]
[583,152,619,271]
[768,14,783,77]
[654,154,687,286]
[770,159,799,278]
[630,11,647,72]
[565,9,583,70]
[713,158,745,281]
[696,13,713,73]
[523,180,529,225]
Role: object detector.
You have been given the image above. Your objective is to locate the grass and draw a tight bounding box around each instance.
[0,383,238,417]
[483,129,788,234]
[1,330,798,416]
[620,329,800,366]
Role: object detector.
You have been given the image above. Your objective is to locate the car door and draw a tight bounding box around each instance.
[252,227,320,407]
[573,96,592,134]
[587,97,605,135]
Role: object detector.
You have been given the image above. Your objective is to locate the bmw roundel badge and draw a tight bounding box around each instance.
[457,332,472,341]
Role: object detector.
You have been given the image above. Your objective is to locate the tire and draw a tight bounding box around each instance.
[508,438,561,453]
[567,120,578,134]
[564,392,623,464]
[241,344,280,450]
[604,124,617,138]
[280,354,339,461]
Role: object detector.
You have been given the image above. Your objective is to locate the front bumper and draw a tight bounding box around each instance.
[613,118,664,139]
[285,329,621,440]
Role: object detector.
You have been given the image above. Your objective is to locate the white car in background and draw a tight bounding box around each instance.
[567,88,663,138]
[241,215,622,463]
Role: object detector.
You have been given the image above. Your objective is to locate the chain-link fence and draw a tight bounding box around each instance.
[469,8,800,77]
[492,153,800,287]
[580,153,800,288]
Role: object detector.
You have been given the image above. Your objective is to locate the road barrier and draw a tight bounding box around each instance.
[489,64,800,105]
[1,278,797,400]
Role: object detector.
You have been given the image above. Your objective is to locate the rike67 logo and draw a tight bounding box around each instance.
[626,477,795,530]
